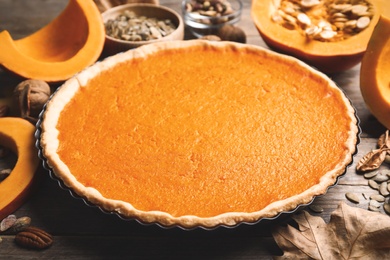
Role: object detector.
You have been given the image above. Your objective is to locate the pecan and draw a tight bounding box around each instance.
[14,226,53,250]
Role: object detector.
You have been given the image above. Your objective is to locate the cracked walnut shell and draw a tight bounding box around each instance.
[14,79,51,124]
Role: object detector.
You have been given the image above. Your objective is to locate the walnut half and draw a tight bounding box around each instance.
[13,79,51,124]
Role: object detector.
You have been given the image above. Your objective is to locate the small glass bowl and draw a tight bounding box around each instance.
[182,0,243,38]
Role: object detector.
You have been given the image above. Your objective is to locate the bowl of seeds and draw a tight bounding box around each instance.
[102,3,184,56]
[182,0,243,38]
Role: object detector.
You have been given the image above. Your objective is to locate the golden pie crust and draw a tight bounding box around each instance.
[40,40,358,229]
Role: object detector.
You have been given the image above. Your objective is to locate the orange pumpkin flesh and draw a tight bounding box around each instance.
[251,0,383,74]
[360,7,390,129]
[0,117,40,220]
[0,0,105,82]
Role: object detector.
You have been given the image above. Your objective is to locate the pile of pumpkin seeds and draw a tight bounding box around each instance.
[345,131,390,215]
[271,0,374,42]
[105,10,177,42]
[345,169,390,215]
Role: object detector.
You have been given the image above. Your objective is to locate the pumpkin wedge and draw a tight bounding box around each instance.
[0,0,105,82]
[0,117,40,220]
[251,0,385,74]
[360,7,390,129]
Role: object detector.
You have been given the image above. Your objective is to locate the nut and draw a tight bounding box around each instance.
[0,215,17,232]
[13,79,51,124]
[14,226,53,250]
[217,24,246,43]
[11,216,31,233]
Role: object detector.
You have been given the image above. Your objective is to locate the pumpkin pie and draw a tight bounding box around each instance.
[40,40,358,229]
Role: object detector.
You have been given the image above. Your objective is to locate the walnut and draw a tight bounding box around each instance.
[217,24,247,43]
[14,79,51,124]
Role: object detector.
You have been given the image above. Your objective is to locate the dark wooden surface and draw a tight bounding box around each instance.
[0,0,387,259]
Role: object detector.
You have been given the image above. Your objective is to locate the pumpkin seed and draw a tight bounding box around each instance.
[309,204,324,213]
[370,194,386,202]
[351,4,368,15]
[345,192,360,203]
[345,19,358,28]
[283,6,296,15]
[373,173,389,182]
[356,16,371,29]
[364,171,378,179]
[301,0,320,8]
[332,17,349,23]
[384,202,390,215]
[320,30,337,39]
[379,182,390,196]
[297,13,311,26]
[330,4,352,12]
[305,26,321,36]
[368,205,380,212]
[332,12,348,19]
[272,13,284,23]
[369,199,382,208]
[368,179,379,190]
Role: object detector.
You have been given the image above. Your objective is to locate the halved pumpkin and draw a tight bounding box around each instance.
[360,6,390,129]
[0,117,40,220]
[0,0,105,82]
[251,0,385,74]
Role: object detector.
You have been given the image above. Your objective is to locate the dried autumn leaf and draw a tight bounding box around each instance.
[94,0,160,12]
[272,202,390,259]
[356,147,388,172]
[378,130,390,149]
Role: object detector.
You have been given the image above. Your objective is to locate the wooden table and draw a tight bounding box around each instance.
[0,0,387,258]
